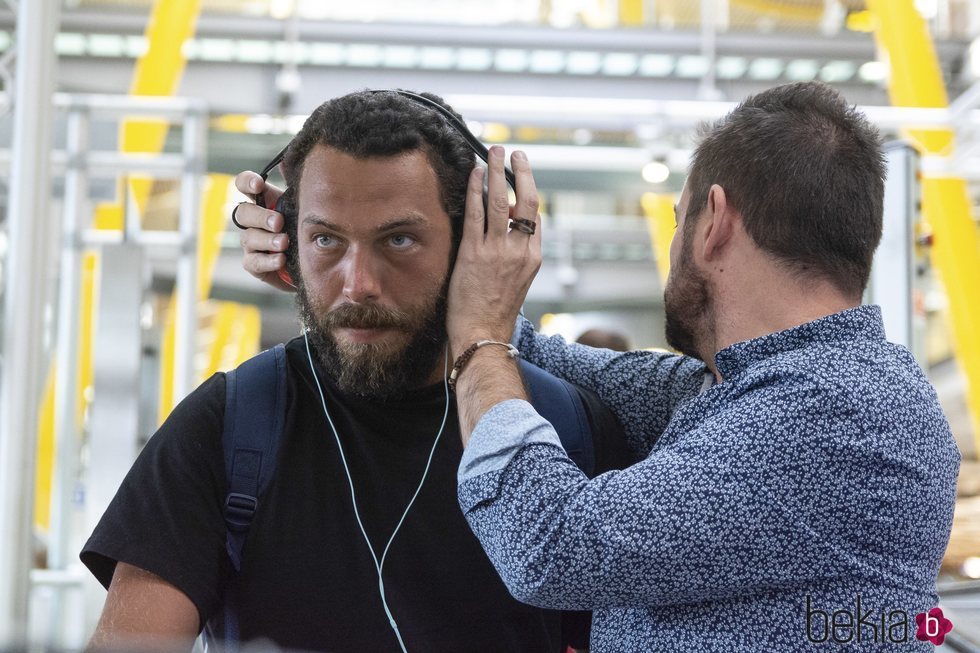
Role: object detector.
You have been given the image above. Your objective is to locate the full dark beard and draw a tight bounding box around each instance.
[296,279,449,400]
[663,237,712,361]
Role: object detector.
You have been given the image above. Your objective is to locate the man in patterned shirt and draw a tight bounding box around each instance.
[444,80,960,650]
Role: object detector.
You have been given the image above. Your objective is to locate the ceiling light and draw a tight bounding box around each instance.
[88,34,124,58]
[819,60,856,83]
[642,161,670,184]
[567,51,602,75]
[572,128,592,145]
[716,56,748,79]
[858,60,888,82]
[676,55,709,78]
[964,556,980,579]
[55,33,87,57]
[639,54,674,77]
[495,49,529,73]
[457,48,492,71]
[420,47,454,70]
[237,39,272,63]
[125,36,148,58]
[529,50,565,74]
[603,53,639,76]
[347,44,382,67]
[309,43,345,66]
[785,59,819,81]
[748,58,784,81]
[383,45,418,68]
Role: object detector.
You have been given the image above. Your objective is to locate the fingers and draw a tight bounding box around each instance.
[240,225,288,255]
[243,251,287,275]
[234,170,263,196]
[486,145,511,241]
[231,199,285,233]
[462,166,486,246]
[510,149,540,247]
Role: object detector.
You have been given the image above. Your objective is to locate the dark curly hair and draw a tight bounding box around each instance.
[277,90,476,282]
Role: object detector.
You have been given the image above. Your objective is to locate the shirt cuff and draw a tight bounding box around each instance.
[458,399,564,484]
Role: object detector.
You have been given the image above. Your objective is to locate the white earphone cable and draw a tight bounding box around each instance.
[304,332,450,653]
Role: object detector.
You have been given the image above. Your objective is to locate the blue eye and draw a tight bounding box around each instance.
[389,234,415,249]
[314,234,338,248]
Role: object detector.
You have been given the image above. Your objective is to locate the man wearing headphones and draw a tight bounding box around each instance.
[239,82,959,650]
[80,90,633,653]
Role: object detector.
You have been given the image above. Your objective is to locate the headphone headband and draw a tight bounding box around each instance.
[253,89,516,204]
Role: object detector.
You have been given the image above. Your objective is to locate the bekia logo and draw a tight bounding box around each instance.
[915,607,953,646]
[806,596,954,645]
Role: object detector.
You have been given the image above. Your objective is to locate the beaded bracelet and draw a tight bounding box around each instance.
[448,340,520,392]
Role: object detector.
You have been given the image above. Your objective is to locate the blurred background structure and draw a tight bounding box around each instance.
[0,0,979,649]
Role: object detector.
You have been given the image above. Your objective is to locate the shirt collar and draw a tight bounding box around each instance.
[712,304,885,380]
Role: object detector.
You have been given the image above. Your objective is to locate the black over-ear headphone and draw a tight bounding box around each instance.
[250,89,516,288]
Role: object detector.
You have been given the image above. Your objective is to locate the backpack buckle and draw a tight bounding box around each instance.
[224,492,258,531]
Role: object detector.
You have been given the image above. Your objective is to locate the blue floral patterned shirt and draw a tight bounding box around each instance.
[458,305,959,651]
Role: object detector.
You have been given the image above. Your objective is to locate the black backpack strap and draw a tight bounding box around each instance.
[520,359,596,477]
[221,343,288,571]
[209,344,288,652]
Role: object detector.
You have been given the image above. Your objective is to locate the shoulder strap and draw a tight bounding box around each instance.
[519,359,596,477]
[221,343,288,572]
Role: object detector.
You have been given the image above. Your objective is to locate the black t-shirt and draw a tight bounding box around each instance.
[81,337,631,652]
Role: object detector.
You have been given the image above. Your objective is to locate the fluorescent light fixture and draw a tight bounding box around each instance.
[915,0,938,19]
[676,55,709,78]
[572,128,592,145]
[495,49,529,73]
[420,47,455,70]
[457,48,493,71]
[748,57,783,80]
[88,34,124,58]
[858,60,888,82]
[237,39,273,63]
[383,45,418,68]
[287,114,307,134]
[125,35,149,58]
[246,114,274,135]
[529,50,565,74]
[785,59,819,81]
[716,56,748,79]
[55,32,87,57]
[964,557,980,579]
[310,43,345,66]
[819,60,856,82]
[272,41,308,64]
[639,54,674,77]
[347,44,382,67]
[269,0,294,20]
[603,53,638,76]
[198,38,235,62]
[567,51,602,75]
[642,161,670,184]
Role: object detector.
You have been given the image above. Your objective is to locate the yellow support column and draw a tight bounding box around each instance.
[641,192,678,285]
[868,0,980,448]
[123,0,201,212]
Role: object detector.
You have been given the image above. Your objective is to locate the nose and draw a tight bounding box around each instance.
[339,246,382,304]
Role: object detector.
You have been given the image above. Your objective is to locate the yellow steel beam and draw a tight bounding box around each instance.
[641,192,677,285]
[122,0,201,214]
[868,0,980,448]
[619,0,645,27]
